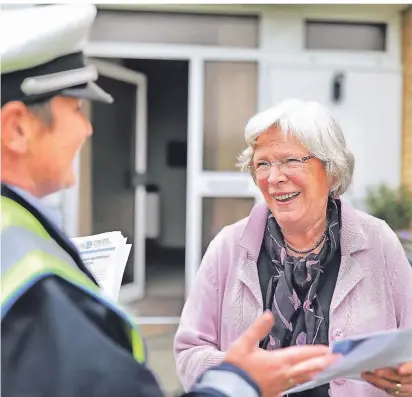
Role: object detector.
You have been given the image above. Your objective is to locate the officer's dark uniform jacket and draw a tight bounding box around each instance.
[1,184,164,397]
[1,185,260,397]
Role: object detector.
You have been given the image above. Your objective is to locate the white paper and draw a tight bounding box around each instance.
[111,243,131,301]
[283,328,412,395]
[70,231,132,302]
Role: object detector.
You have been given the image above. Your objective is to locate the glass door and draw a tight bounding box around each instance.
[185,58,263,297]
[89,58,148,304]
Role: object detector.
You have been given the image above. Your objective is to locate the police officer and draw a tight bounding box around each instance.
[1,5,338,397]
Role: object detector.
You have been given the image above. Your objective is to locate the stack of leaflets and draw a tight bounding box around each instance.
[71,231,131,302]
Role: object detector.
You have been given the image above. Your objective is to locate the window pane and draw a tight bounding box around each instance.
[78,101,92,237]
[305,20,387,51]
[91,10,259,48]
[202,197,255,253]
[203,61,258,171]
[140,324,182,395]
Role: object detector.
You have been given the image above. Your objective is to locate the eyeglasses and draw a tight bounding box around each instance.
[251,155,314,179]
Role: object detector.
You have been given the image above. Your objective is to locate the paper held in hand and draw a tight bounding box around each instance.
[283,327,412,395]
[70,231,131,301]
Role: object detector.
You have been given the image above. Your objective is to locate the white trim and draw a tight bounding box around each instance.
[86,42,260,61]
[131,68,148,302]
[88,59,148,304]
[185,57,204,299]
[193,173,261,198]
[86,42,401,73]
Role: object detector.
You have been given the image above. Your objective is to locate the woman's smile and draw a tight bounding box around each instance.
[272,192,301,203]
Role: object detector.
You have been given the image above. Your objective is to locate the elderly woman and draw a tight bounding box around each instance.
[174,99,412,397]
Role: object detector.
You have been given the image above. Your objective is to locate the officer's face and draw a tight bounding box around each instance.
[1,95,92,197]
[28,96,93,195]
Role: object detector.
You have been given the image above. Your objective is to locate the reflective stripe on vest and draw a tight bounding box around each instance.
[1,196,146,364]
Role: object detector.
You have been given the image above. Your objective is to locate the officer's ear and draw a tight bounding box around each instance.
[1,101,37,155]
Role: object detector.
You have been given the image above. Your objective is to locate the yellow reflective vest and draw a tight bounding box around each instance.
[1,196,145,363]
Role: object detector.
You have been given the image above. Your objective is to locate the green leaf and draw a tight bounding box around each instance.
[365,184,412,231]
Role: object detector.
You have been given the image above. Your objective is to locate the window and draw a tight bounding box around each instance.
[91,10,259,48]
[203,61,258,171]
[305,20,387,51]
[202,197,255,253]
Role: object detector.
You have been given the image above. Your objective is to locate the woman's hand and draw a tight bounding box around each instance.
[362,363,412,396]
[224,311,340,397]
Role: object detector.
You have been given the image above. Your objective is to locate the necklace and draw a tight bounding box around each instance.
[284,228,328,254]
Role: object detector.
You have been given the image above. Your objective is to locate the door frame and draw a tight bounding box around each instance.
[85,44,267,301]
[87,58,148,304]
[185,56,264,297]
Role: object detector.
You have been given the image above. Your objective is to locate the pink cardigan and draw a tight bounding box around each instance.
[174,201,412,396]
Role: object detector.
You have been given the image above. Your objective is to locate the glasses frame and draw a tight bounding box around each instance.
[249,155,315,179]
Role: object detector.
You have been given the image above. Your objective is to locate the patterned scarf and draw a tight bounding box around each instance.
[261,198,341,349]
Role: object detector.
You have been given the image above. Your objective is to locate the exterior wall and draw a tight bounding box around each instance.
[258,6,403,205]
[96,4,404,66]
[77,4,406,239]
[402,6,412,190]
[259,6,402,64]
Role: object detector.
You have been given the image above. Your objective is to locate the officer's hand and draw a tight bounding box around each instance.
[223,311,339,397]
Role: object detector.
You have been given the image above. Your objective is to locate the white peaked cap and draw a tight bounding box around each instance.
[0,4,113,105]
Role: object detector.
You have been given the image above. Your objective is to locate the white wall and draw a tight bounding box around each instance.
[265,66,402,207]
[257,6,403,208]
[259,6,402,64]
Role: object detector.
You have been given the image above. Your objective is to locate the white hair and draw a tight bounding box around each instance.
[238,98,355,196]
